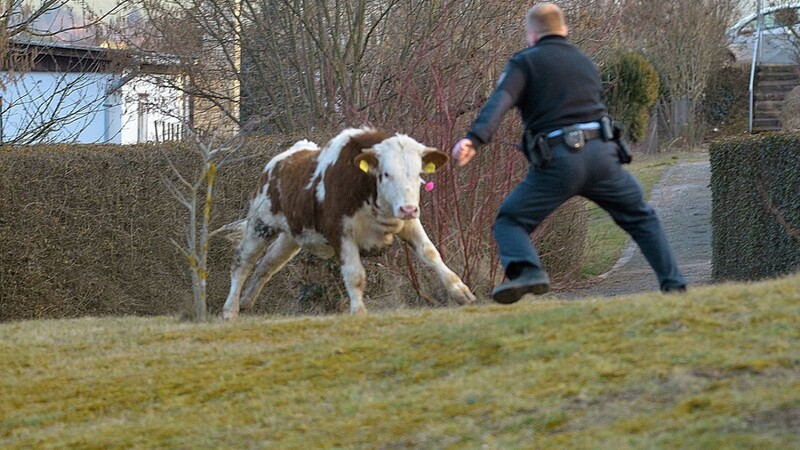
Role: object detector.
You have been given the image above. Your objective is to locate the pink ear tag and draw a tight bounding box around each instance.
[425,181,435,192]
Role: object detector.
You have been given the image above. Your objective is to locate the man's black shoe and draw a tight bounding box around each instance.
[662,284,687,294]
[491,268,550,304]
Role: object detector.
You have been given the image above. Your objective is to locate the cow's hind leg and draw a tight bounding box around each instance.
[398,219,476,305]
[223,220,272,320]
[239,233,301,310]
[340,238,368,314]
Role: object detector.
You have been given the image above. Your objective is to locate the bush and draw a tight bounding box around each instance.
[533,197,587,283]
[709,134,800,281]
[701,65,750,132]
[602,52,660,143]
[781,86,800,131]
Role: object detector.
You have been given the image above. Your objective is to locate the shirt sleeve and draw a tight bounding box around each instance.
[466,59,527,148]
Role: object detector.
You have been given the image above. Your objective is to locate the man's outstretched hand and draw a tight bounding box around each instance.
[452,138,477,167]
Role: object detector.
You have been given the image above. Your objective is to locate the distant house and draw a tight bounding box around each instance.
[1,40,188,145]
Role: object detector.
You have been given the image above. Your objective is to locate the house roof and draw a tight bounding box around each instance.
[4,40,184,75]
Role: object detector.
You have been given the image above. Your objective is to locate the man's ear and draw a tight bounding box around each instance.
[421,148,450,174]
[354,151,379,175]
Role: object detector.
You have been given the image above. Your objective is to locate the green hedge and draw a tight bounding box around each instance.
[710,133,800,281]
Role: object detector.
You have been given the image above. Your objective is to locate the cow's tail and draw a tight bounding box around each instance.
[210,218,248,244]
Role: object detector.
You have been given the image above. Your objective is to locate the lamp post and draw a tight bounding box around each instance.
[756,0,763,64]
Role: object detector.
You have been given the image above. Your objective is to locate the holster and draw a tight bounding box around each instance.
[600,116,633,164]
[522,128,552,168]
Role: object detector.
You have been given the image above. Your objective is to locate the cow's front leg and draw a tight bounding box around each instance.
[339,238,368,315]
[398,219,476,305]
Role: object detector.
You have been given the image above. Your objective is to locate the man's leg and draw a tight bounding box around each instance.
[584,169,687,292]
[492,163,575,303]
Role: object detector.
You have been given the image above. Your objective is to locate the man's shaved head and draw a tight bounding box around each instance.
[526,3,567,36]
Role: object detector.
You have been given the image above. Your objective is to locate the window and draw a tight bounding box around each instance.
[137,93,149,143]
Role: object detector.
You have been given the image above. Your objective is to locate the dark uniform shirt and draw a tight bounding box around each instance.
[466,35,607,147]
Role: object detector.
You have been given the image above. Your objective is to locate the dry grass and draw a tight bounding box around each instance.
[1,273,798,448]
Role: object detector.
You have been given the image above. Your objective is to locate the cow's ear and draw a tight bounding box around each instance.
[354,152,379,175]
[421,148,449,173]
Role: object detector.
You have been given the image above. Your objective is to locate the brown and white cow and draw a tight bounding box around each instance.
[218,127,476,319]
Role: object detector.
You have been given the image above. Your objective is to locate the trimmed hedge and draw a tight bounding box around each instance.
[0,138,302,321]
[0,137,588,321]
[710,133,800,281]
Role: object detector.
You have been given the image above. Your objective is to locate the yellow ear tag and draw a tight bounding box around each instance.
[359,160,370,173]
[423,162,436,174]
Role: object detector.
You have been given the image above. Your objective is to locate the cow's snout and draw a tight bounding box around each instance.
[398,204,419,219]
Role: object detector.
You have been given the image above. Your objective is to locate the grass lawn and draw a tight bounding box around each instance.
[1,273,798,448]
[580,150,707,279]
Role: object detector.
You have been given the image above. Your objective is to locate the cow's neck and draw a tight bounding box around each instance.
[372,199,394,219]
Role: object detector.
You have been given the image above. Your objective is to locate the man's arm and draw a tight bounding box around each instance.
[453,60,527,166]
[468,60,527,146]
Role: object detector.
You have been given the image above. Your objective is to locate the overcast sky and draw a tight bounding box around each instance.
[78,0,125,16]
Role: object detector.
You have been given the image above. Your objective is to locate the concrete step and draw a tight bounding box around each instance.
[752,127,782,133]
[757,71,800,82]
[756,79,799,87]
[756,81,799,94]
[755,91,791,101]
[752,126,782,133]
[756,66,800,79]
[758,65,799,74]
[755,100,787,111]
[759,64,799,70]
[752,118,782,131]
[755,111,781,120]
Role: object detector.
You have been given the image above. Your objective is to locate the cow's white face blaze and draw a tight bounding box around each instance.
[355,134,449,220]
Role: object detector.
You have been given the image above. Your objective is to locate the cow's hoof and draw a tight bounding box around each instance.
[222,310,239,321]
[239,296,255,310]
[450,282,477,305]
[350,304,368,315]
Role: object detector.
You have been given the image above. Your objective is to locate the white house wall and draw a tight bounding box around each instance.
[120,75,184,145]
[0,71,184,145]
[1,71,115,144]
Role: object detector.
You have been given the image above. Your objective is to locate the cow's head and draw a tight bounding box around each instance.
[354,134,449,220]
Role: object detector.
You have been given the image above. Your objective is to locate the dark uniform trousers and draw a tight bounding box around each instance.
[494,138,687,291]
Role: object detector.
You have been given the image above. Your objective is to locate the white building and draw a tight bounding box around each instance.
[1,41,187,145]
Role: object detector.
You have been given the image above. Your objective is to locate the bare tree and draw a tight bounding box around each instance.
[161,120,246,320]
[773,3,800,66]
[125,0,623,133]
[619,0,739,146]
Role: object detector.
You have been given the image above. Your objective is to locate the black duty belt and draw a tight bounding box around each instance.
[547,128,602,149]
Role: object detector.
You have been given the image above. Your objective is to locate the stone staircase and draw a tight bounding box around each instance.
[753,65,800,133]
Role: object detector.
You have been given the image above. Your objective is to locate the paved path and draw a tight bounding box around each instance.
[563,156,713,298]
